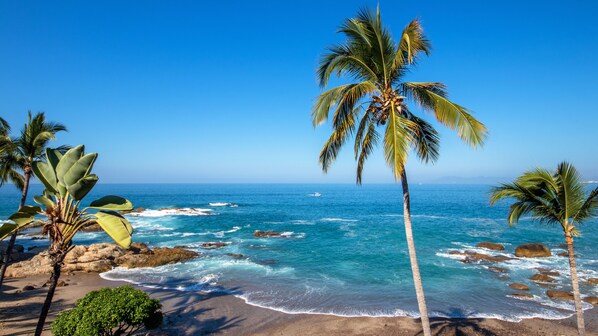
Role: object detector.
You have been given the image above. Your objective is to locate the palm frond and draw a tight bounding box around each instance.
[356,115,379,184]
[383,107,416,181]
[391,19,431,80]
[403,82,487,147]
[404,110,439,164]
[574,187,598,222]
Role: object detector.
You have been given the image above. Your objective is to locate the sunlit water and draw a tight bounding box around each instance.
[2,183,597,321]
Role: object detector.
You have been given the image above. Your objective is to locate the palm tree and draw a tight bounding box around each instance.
[0,145,135,336]
[312,8,487,336]
[490,162,598,336]
[0,111,67,288]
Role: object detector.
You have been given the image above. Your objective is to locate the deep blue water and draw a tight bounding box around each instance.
[2,183,597,321]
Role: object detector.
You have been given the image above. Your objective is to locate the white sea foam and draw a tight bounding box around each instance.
[307,192,321,197]
[209,202,238,207]
[320,218,358,222]
[128,208,214,217]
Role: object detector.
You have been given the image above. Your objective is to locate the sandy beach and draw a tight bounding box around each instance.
[0,273,596,336]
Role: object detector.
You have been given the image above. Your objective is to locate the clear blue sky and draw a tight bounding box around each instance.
[1,1,597,183]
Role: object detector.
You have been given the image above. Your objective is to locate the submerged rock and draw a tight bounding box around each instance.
[514,244,551,258]
[226,253,245,259]
[509,293,534,299]
[254,230,286,238]
[200,242,228,249]
[536,268,560,277]
[537,283,558,289]
[558,252,569,257]
[451,250,514,263]
[120,207,146,214]
[509,283,530,290]
[488,266,508,273]
[476,242,505,251]
[6,243,199,277]
[586,278,598,285]
[584,297,598,305]
[546,290,574,300]
[530,274,556,283]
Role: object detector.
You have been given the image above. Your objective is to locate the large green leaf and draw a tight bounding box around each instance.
[55,145,85,185]
[94,211,133,248]
[89,195,133,211]
[7,206,41,227]
[0,223,17,240]
[31,161,58,194]
[67,174,99,201]
[61,153,98,187]
[46,148,63,171]
[34,195,55,208]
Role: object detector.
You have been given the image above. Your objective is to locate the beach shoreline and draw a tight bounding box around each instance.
[1,273,597,335]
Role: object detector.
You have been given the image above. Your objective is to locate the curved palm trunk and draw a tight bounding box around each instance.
[35,250,66,336]
[0,170,31,289]
[400,170,431,336]
[565,232,585,336]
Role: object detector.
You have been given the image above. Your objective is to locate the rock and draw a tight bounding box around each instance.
[226,253,245,259]
[80,223,102,232]
[476,242,505,251]
[116,247,199,268]
[531,274,556,283]
[497,275,510,280]
[547,290,574,300]
[452,250,515,263]
[22,285,35,291]
[537,283,558,289]
[586,278,598,285]
[200,242,228,249]
[509,293,534,299]
[254,230,286,238]
[509,283,530,290]
[12,244,25,253]
[488,266,508,273]
[6,243,199,277]
[57,280,68,287]
[536,268,560,276]
[558,252,569,257]
[584,297,598,305]
[514,244,551,258]
[121,207,145,214]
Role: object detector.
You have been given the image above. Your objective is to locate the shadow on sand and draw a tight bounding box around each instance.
[415,308,498,336]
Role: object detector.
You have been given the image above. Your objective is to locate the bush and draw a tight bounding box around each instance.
[52,285,162,336]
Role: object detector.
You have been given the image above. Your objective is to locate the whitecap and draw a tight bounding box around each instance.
[128,208,214,217]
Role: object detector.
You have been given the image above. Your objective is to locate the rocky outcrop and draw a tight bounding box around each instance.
[120,207,146,214]
[536,268,560,276]
[448,250,514,263]
[586,278,598,285]
[200,242,229,249]
[514,244,551,258]
[476,242,505,251]
[558,252,569,257]
[584,297,598,305]
[254,231,287,238]
[546,290,574,300]
[530,274,556,283]
[509,283,530,290]
[6,243,199,278]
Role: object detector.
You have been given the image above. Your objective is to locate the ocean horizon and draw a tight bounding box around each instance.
[2,183,597,322]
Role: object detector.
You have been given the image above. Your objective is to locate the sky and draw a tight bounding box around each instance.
[0,1,597,183]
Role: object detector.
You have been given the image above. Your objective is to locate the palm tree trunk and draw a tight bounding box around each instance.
[566,231,585,336]
[400,170,431,336]
[0,170,31,289]
[35,250,66,336]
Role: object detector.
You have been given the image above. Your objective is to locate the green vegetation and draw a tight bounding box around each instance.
[0,144,134,336]
[0,112,67,288]
[52,286,162,336]
[312,7,486,335]
[491,162,598,336]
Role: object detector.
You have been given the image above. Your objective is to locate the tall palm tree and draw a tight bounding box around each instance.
[490,162,598,336]
[312,8,487,336]
[0,112,67,288]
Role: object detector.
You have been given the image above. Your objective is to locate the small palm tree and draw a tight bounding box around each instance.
[0,112,67,288]
[0,145,135,336]
[491,162,598,336]
[313,7,486,336]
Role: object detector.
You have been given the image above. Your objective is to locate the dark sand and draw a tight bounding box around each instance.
[1,274,597,335]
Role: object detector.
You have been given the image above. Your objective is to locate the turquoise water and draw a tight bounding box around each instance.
[2,183,598,321]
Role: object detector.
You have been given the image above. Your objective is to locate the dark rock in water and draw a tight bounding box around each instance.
[531,274,556,283]
[509,283,530,290]
[536,268,560,277]
[497,275,510,280]
[31,236,45,241]
[453,250,514,263]
[558,252,569,257]
[546,290,574,300]
[13,244,24,253]
[584,297,598,305]
[117,246,199,268]
[121,207,145,214]
[200,242,228,249]
[537,283,558,289]
[586,278,598,285]
[515,244,551,258]
[488,266,508,273]
[226,253,245,259]
[254,230,286,238]
[22,285,35,291]
[509,293,533,299]
[476,242,505,251]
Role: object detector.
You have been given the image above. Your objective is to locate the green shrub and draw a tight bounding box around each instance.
[52,285,162,336]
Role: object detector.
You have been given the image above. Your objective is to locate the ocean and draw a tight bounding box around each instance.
[1,183,597,322]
